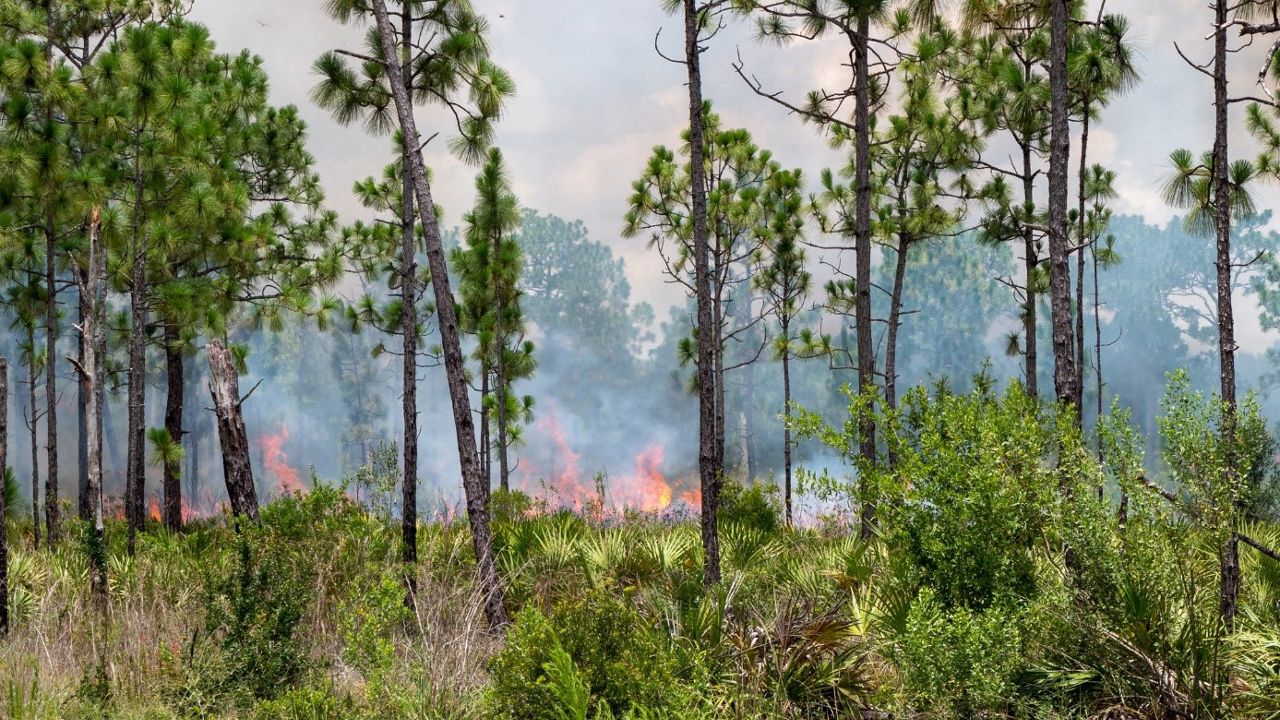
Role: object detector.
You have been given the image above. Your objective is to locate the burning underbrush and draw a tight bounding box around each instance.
[511,410,701,518]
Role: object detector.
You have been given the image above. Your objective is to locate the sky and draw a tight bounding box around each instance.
[185,0,1280,342]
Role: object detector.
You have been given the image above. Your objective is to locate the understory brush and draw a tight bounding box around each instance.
[2,382,1279,718]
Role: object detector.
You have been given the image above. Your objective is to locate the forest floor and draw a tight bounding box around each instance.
[2,481,1280,720]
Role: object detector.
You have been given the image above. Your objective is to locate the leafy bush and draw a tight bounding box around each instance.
[900,589,1025,718]
[199,531,314,704]
[249,686,357,720]
[486,590,690,720]
[888,384,1058,609]
[719,481,779,534]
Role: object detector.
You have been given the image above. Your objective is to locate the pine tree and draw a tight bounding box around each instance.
[755,171,823,527]
[454,148,533,495]
[320,0,515,627]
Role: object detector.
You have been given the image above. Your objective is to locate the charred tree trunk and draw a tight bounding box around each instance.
[854,13,877,540]
[1022,142,1039,400]
[28,351,40,547]
[1,355,9,633]
[78,287,89,520]
[681,0,721,586]
[207,338,259,523]
[162,326,184,532]
[369,0,508,626]
[75,210,108,611]
[43,125,60,551]
[1047,0,1078,411]
[126,144,148,554]
[398,2,420,598]
[1211,0,1240,631]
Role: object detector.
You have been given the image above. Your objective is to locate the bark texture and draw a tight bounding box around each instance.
[683,0,721,586]
[398,3,420,595]
[44,218,59,548]
[163,327,184,531]
[1047,0,1078,409]
[78,210,108,610]
[1,355,9,633]
[207,338,260,523]
[126,150,148,554]
[854,13,877,539]
[369,0,507,627]
[1211,0,1240,631]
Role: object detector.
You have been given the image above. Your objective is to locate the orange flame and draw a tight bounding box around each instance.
[517,408,701,516]
[262,424,305,495]
[613,444,673,512]
[148,497,161,523]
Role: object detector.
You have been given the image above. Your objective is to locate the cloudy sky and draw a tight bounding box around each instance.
[185,0,1280,328]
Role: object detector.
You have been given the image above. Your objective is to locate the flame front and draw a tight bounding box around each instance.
[262,424,305,495]
[613,444,673,511]
[518,408,699,515]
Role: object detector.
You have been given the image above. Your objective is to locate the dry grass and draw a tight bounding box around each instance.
[0,516,502,719]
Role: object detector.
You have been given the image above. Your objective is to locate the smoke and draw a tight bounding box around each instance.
[4,212,1280,519]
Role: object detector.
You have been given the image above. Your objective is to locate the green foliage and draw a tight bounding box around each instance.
[900,588,1026,719]
[718,481,779,534]
[248,686,356,720]
[339,571,409,697]
[199,530,314,705]
[486,591,691,720]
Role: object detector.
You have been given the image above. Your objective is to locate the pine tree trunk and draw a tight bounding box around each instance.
[369,0,507,626]
[1022,142,1039,400]
[78,287,89,520]
[496,367,510,493]
[1211,0,1240,631]
[1094,236,1107,504]
[162,326,184,532]
[28,351,40,547]
[44,216,59,548]
[126,146,148,554]
[80,210,108,611]
[398,2,420,596]
[854,13,877,540]
[682,0,721,586]
[185,354,200,507]
[1075,102,1091,416]
[1,355,9,633]
[480,370,491,498]
[782,319,793,528]
[1047,0,1078,410]
[207,338,259,523]
[740,274,758,484]
[714,292,726,490]
[885,239,910,468]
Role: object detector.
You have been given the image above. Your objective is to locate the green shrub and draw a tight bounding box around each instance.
[888,385,1057,609]
[249,686,357,720]
[200,531,314,704]
[486,590,689,720]
[719,481,779,534]
[900,589,1025,718]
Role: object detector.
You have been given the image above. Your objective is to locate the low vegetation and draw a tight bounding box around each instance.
[3,377,1279,720]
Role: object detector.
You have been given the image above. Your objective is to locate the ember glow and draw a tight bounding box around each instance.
[518,409,699,514]
[262,424,305,495]
[611,444,672,512]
